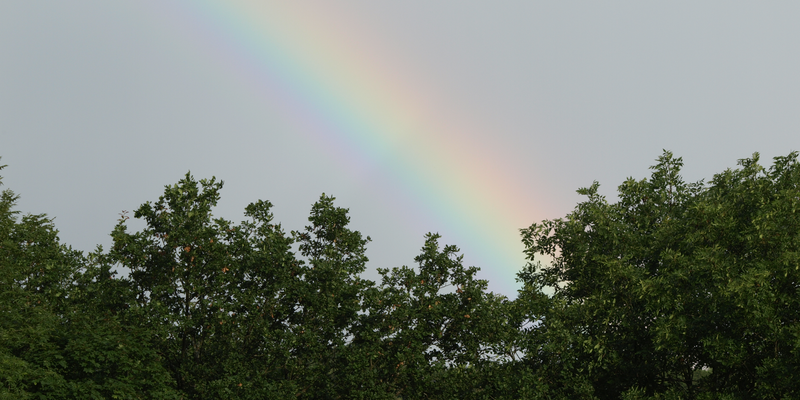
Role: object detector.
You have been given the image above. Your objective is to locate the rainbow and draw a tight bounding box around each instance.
[147,1,552,295]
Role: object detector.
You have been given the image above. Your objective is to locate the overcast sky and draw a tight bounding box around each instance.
[2,1,799,297]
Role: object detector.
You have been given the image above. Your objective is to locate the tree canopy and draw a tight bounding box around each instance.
[2,151,799,399]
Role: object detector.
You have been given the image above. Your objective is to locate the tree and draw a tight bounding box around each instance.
[518,151,800,399]
[11,149,799,399]
[287,193,378,398]
[108,174,379,398]
[109,174,302,398]
[0,163,68,398]
[347,233,525,399]
[0,162,176,399]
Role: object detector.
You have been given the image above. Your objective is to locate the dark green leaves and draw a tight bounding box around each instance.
[519,151,800,399]
[6,151,798,399]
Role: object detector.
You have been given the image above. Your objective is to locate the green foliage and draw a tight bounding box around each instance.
[353,233,521,398]
[104,173,520,398]
[109,174,298,398]
[519,150,800,399]
[4,151,799,399]
[0,161,177,399]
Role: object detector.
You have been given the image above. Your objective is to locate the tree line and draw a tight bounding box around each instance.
[2,151,800,399]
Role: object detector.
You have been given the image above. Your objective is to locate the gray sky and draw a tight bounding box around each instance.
[2,1,798,297]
